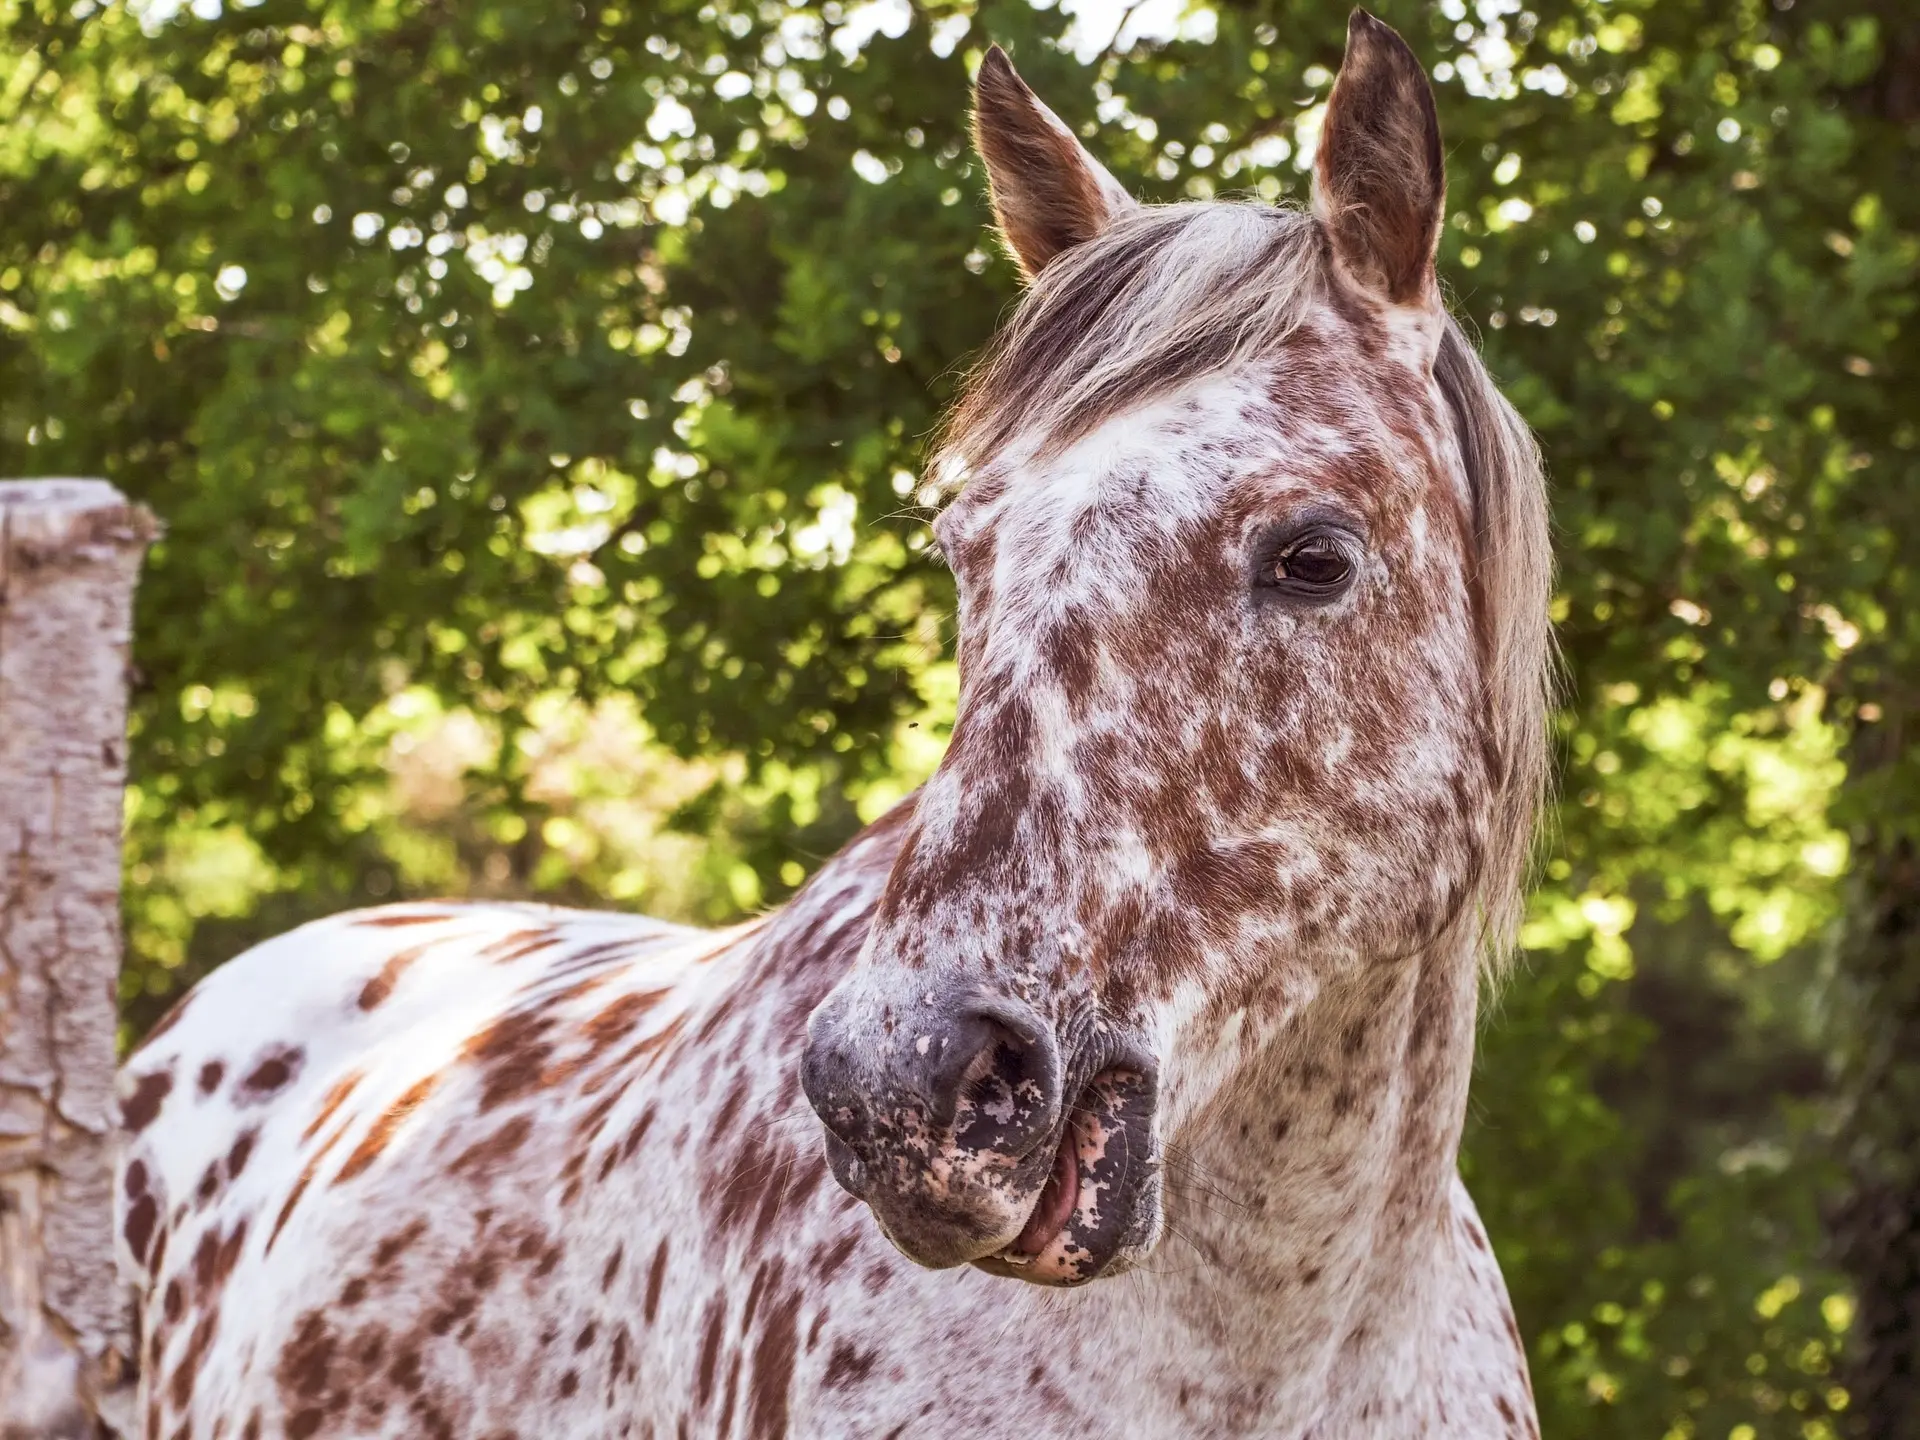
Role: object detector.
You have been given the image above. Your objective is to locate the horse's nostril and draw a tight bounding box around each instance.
[799,1025,866,1151]
[933,1001,1061,1158]
[804,988,1062,1162]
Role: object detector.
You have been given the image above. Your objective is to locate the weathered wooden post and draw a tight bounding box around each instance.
[0,480,157,1439]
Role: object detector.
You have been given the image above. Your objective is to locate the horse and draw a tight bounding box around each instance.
[115,13,1553,1437]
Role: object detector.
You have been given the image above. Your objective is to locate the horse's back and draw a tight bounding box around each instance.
[114,900,737,1436]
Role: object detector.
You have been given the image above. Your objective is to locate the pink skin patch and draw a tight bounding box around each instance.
[1010,1121,1080,1258]
[998,1106,1126,1283]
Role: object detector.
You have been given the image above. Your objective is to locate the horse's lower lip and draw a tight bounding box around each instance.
[1006,1117,1079,1258]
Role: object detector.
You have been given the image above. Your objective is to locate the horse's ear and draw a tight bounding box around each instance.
[972,46,1136,280]
[1312,10,1446,308]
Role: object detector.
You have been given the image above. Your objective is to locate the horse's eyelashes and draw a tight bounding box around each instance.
[1254,525,1361,604]
[1274,537,1351,590]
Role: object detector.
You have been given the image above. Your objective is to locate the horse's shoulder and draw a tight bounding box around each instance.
[113,901,699,1292]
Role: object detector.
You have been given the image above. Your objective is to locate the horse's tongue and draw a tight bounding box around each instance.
[1012,1128,1078,1256]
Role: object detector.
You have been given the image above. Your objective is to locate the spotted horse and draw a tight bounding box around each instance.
[117,14,1553,1438]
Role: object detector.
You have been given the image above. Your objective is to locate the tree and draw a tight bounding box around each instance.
[0,480,153,1439]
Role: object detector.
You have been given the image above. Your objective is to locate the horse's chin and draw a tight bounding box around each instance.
[972,1068,1162,1288]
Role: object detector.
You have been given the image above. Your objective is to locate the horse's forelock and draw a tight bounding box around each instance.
[934,202,1323,478]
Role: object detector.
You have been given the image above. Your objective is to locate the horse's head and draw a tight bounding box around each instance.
[803,13,1551,1286]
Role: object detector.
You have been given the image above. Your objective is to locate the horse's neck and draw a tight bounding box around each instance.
[1125,939,1481,1426]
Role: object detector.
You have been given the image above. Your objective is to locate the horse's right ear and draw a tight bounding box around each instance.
[972,46,1136,280]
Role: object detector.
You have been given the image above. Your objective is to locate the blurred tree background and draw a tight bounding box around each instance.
[2,0,1916,1432]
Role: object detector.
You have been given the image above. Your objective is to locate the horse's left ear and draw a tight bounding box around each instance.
[972,45,1137,280]
[1313,10,1446,309]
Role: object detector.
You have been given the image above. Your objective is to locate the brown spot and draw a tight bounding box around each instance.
[239,1044,305,1103]
[645,1240,669,1324]
[476,926,564,965]
[302,1070,365,1142]
[581,1012,687,1096]
[374,1218,428,1268]
[695,1295,725,1405]
[168,1308,221,1410]
[741,1261,772,1334]
[124,1194,158,1267]
[813,1232,859,1281]
[355,910,453,927]
[267,1168,316,1253]
[190,1217,249,1295]
[197,1060,226,1096]
[581,988,671,1052]
[716,1354,742,1434]
[747,1288,802,1439]
[570,1090,621,1145]
[824,1341,876,1390]
[357,941,435,1009]
[618,1106,657,1164]
[611,1325,631,1386]
[449,1113,534,1179]
[122,1069,174,1134]
[336,1074,440,1184]
[227,1128,258,1180]
[462,1010,559,1112]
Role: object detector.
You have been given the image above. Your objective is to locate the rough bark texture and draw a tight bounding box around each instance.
[1822,6,1920,1432]
[0,480,156,1440]
[1833,825,1920,1440]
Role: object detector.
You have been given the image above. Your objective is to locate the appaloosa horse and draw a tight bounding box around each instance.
[116,14,1553,1437]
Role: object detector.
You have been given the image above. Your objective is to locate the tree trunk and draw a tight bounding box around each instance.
[0,480,157,1440]
[1832,819,1920,1440]
[1818,3,1920,1430]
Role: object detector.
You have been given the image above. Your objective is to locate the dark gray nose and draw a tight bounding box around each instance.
[801,990,1062,1164]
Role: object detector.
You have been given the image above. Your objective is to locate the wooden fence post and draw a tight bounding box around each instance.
[0,479,157,1439]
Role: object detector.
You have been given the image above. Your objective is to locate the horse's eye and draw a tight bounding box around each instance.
[1267,534,1354,598]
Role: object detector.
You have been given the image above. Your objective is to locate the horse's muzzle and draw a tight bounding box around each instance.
[802,979,1162,1285]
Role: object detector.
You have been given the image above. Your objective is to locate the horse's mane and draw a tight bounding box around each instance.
[931,199,1555,976]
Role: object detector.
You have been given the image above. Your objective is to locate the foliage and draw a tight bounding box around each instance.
[2,0,1915,1432]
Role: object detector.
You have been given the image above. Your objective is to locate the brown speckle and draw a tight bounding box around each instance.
[239,1045,305,1103]
[122,1069,174,1134]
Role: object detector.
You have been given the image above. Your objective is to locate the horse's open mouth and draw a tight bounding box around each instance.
[975,1067,1159,1287]
[1008,1111,1081,1257]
